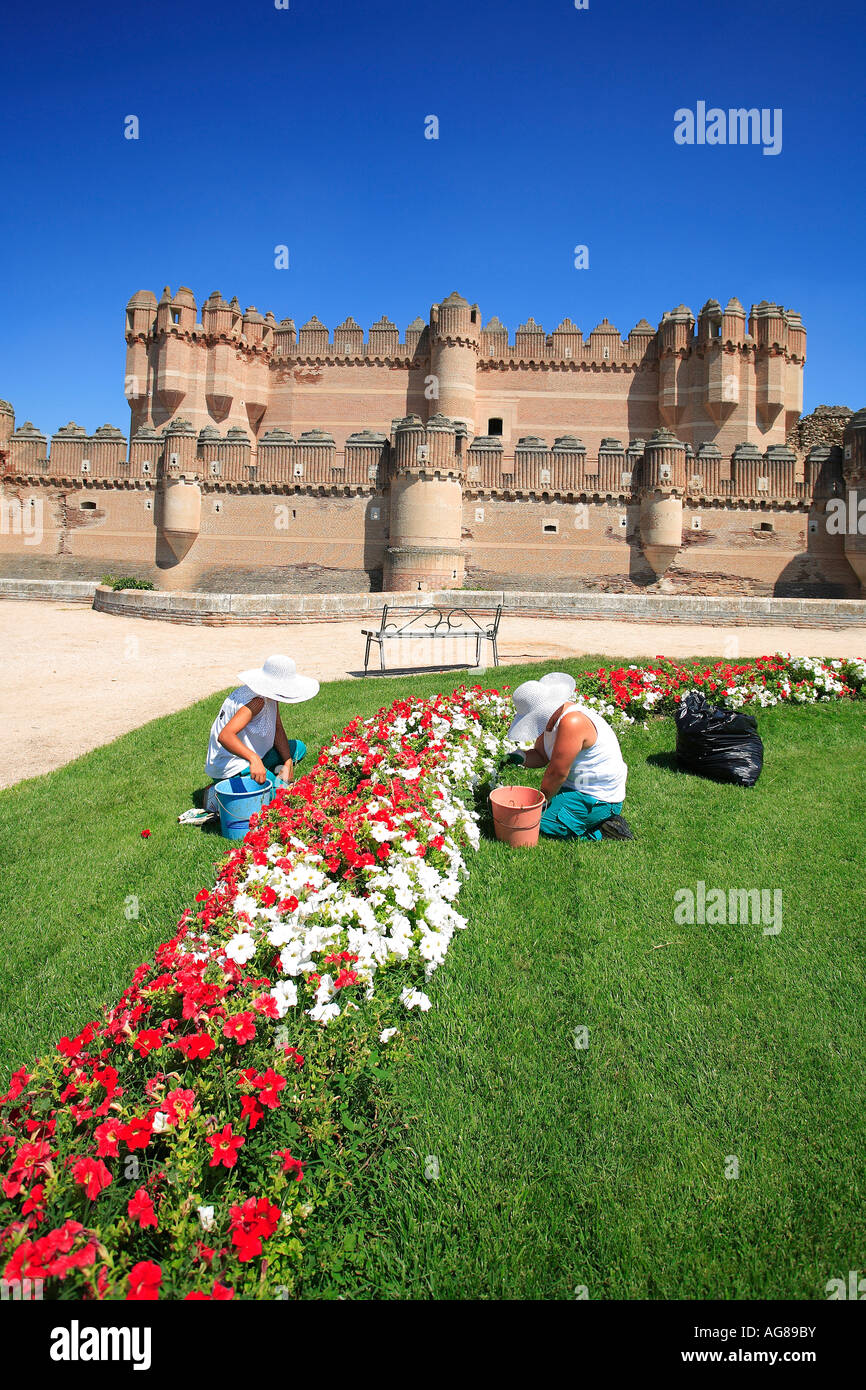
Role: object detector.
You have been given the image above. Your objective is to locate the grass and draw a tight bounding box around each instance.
[2,659,864,1299]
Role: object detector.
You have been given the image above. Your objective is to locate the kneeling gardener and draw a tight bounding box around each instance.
[506,672,632,840]
[205,653,319,788]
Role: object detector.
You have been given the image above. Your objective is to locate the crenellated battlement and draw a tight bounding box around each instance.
[0,399,842,508]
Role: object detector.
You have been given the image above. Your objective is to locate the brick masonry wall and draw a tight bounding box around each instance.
[2,478,861,597]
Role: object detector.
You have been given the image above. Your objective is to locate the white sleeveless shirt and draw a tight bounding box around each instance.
[543,702,628,802]
[206,685,278,779]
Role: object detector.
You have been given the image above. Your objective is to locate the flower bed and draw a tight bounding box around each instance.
[571,654,866,726]
[2,655,862,1300]
[0,685,512,1300]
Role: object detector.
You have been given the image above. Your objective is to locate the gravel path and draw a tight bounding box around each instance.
[2,601,863,789]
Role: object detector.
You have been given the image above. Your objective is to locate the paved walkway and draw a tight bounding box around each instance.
[2,600,864,789]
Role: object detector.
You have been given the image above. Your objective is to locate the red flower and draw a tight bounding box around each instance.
[140,829,152,839]
[175,1032,216,1061]
[127,1260,162,1300]
[260,886,278,907]
[94,1119,123,1158]
[195,889,210,903]
[222,1012,256,1045]
[274,1149,305,1182]
[239,1095,264,1130]
[164,1088,195,1125]
[71,1157,113,1200]
[250,1068,286,1110]
[122,1116,153,1151]
[207,1124,245,1169]
[128,1189,158,1229]
[133,1029,163,1058]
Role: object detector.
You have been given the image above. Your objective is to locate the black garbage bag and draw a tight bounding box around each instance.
[674,692,764,787]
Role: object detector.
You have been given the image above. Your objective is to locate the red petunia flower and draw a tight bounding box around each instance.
[122,1116,153,1151]
[207,1125,245,1169]
[71,1157,113,1200]
[222,1012,256,1045]
[133,1029,163,1058]
[140,829,152,839]
[127,1260,162,1300]
[128,1189,158,1229]
[94,1119,123,1157]
[274,1149,305,1182]
[175,1032,216,1061]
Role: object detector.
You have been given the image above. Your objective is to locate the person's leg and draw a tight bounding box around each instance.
[539,790,594,840]
[261,741,307,783]
[580,799,624,842]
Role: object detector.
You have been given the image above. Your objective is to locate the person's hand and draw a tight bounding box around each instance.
[248,756,268,785]
[275,759,294,785]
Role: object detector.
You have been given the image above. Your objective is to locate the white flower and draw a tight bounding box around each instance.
[400,987,432,1012]
[379,1027,399,1042]
[197,1205,215,1232]
[224,931,256,964]
[271,979,298,1016]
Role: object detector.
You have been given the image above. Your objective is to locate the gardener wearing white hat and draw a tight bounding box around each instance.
[506,672,632,840]
[204,654,320,789]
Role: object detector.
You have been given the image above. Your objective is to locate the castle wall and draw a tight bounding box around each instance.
[1,290,858,601]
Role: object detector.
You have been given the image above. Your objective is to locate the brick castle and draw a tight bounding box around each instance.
[1,287,864,595]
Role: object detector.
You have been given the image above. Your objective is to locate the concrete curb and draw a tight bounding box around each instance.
[84,584,866,630]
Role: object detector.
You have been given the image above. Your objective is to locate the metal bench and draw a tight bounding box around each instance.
[362,604,502,674]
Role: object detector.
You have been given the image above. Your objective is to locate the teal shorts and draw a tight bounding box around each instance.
[233,739,307,779]
[539,788,624,841]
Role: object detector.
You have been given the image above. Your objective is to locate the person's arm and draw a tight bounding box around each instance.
[522,731,550,769]
[540,710,594,804]
[218,697,268,783]
[273,709,291,763]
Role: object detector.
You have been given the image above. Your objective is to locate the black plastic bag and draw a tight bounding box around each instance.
[674,692,764,787]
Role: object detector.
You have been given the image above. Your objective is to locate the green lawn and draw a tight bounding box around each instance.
[2,660,864,1299]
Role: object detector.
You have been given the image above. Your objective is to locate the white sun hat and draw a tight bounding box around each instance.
[237,654,320,703]
[507,672,576,743]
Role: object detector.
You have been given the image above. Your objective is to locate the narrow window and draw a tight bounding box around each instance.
[488,417,503,436]
[543,522,558,534]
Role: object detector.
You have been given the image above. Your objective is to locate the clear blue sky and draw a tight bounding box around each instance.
[1,0,863,434]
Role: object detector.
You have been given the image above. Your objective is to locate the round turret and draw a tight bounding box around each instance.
[429,292,480,434]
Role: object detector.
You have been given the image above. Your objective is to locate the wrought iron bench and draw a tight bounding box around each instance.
[362,604,502,674]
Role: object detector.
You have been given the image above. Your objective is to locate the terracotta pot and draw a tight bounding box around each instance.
[489,785,546,848]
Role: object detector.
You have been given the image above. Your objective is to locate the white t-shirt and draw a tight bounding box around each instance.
[542,702,628,803]
[206,685,277,780]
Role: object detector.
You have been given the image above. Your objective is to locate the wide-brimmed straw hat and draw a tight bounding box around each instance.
[237,654,320,703]
[507,671,576,742]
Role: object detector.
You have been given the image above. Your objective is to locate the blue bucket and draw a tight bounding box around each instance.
[214,771,278,840]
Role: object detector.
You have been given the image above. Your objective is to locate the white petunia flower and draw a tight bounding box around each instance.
[224,931,256,964]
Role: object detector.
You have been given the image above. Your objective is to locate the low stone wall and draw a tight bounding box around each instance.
[0,577,98,604]
[87,584,866,630]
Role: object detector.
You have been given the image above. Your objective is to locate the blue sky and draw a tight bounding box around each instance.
[1,0,863,433]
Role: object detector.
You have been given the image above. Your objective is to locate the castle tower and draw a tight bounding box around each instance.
[639,428,687,581]
[125,291,158,431]
[842,408,866,591]
[0,400,14,455]
[429,292,480,434]
[384,413,465,590]
[153,286,197,420]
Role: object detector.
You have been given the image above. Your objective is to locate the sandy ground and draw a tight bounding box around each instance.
[2,600,864,789]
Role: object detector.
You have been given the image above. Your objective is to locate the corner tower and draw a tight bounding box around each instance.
[429,292,480,435]
[384,413,465,591]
